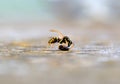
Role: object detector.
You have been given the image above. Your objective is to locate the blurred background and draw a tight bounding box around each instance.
[0,0,120,41]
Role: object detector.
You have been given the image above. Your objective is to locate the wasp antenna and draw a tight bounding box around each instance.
[50,29,64,39]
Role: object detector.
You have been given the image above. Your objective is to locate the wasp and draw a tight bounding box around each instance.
[48,29,74,51]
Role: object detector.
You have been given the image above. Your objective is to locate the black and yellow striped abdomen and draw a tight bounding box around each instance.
[48,37,60,44]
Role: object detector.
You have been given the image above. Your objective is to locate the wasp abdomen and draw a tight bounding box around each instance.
[48,37,58,44]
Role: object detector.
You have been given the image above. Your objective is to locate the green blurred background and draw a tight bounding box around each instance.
[0,0,119,22]
[0,0,120,41]
[0,0,49,21]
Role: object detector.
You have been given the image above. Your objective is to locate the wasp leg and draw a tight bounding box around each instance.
[50,29,64,39]
[58,43,74,51]
[58,45,69,51]
[69,43,74,49]
[43,42,56,51]
[59,36,73,47]
[64,36,73,47]
[48,43,55,48]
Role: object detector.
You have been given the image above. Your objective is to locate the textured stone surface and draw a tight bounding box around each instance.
[0,39,120,84]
